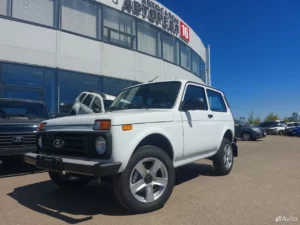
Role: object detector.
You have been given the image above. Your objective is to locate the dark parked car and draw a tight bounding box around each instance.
[0,98,50,161]
[287,126,300,136]
[235,120,266,141]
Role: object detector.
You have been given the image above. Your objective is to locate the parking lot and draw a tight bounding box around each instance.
[0,135,299,225]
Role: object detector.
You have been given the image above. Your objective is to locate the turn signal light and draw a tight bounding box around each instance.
[93,120,111,130]
[122,124,132,131]
[39,122,47,131]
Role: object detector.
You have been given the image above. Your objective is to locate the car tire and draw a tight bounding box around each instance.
[278,130,283,136]
[48,171,92,189]
[242,132,251,141]
[212,138,234,176]
[113,145,175,214]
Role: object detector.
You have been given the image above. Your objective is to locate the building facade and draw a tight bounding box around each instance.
[292,112,299,122]
[0,0,210,115]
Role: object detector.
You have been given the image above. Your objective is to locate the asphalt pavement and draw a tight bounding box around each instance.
[0,135,299,225]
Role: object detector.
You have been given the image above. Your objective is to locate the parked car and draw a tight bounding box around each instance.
[287,126,300,136]
[0,98,50,161]
[284,122,299,135]
[258,121,286,135]
[235,120,266,141]
[24,79,238,214]
[70,90,116,115]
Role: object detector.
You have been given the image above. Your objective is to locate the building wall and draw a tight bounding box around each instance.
[0,0,209,115]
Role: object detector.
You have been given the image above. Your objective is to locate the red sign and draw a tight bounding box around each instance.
[180,21,190,42]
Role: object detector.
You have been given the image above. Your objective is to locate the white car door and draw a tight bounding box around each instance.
[181,84,216,156]
[205,88,232,149]
[78,94,94,114]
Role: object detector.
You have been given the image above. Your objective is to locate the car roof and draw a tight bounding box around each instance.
[83,91,116,100]
[122,79,224,94]
[0,98,45,104]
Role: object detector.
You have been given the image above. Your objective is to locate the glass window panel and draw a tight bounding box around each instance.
[180,43,191,71]
[12,0,54,27]
[0,0,7,16]
[192,51,201,78]
[3,88,42,101]
[103,77,134,96]
[184,85,208,110]
[82,94,93,107]
[2,63,43,88]
[91,97,101,111]
[61,0,97,38]
[44,69,57,114]
[162,34,175,63]
[58,71,99,113]
[103,7,135,48]
[79,93,87,102]
[207,89,227,113]
[137,22,159,57]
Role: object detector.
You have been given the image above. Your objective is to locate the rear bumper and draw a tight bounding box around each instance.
[0,146,36,156]
[24,153,121,177]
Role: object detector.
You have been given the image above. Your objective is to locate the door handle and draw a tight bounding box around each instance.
[208,114,213,119]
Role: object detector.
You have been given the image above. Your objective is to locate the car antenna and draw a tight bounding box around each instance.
[148,76,158,83]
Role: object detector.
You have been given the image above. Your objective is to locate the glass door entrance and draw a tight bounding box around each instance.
[2,87,44,101]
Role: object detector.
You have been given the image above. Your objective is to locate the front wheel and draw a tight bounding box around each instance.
[242,132,251,141]
[113,146,175,214]
[212,138,234,176]
[49,171,92,189]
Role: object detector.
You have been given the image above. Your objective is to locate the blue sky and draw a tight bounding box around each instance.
[159,0,300,120]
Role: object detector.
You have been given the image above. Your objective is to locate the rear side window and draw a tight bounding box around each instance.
[79,93,87,102]
[91,97,102,111]
[82,94,93,107]
[206,89,227,112]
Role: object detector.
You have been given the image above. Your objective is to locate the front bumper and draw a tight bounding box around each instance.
[24,153,121,177]
[252,131,266,139]
[0,145,36,156]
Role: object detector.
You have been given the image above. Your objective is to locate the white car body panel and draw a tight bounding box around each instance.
[39,79,235,173]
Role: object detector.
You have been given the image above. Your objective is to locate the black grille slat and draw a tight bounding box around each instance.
[41,132,86,157]
[0,133,37,148]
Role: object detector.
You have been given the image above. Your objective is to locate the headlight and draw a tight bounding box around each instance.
[95,136,106,155]
[252,128,260,132]
[38,136,43,148]
[93,120,111,130]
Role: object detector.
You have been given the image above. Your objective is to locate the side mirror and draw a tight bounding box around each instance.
[181,98,206,112]
[93,108,100,113]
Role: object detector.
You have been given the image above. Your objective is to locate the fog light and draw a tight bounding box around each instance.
[95,136,106,155]
[38,136,43,148]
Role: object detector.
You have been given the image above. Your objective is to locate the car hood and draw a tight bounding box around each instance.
[44,109,175,127]
[0,118,45,133]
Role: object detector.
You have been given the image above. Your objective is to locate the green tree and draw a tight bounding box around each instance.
[264,113,279,122]
[253,116,261,125]
[248,110,255,124]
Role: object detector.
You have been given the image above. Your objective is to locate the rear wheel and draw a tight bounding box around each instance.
[49,171,92,189]
[113,146,175,214]
[212,138,234,176]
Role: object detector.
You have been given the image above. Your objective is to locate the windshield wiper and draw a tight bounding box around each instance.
[14,114,36,120]
[106,106,120,112]
[122,104,148,110]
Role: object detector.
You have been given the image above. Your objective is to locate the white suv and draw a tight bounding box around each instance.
[70,91,115,115]
[24,80,238,214]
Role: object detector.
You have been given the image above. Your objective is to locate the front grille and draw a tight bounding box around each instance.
[40,132,87,157]
[0,133,36,148]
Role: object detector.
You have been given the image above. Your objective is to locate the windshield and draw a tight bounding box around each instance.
[0,100,49,119]
[108,81,181,111]
[235,120,248,126]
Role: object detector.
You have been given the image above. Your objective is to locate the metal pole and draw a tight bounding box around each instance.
[206,45,211,86]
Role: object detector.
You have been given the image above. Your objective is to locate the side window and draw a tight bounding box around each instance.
[82,94,93,107]
[206,89,227,112]
[91,97,102,111]
[183,85,208,110]
[79,93,87,102]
